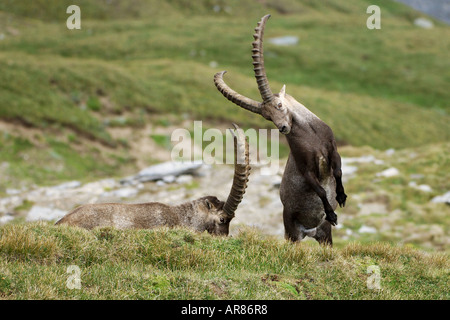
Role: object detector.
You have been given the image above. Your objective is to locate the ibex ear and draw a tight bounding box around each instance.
[279,85,286,99]
[205,199,212,210]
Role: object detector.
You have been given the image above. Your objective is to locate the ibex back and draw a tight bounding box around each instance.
[214,15,347,245]
[56,125,250,236]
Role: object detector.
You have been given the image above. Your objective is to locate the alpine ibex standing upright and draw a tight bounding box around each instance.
[214,15,347,245]
[56,124,250,236]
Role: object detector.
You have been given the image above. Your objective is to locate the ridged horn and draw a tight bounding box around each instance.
[252,14,274,103]
[223,123,251,218]
[214,71,262,115]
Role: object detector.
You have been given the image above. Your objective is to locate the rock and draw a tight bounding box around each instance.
[26,206,66,222]
[343,155,384,165]
[408,181,433,192]
[358,225,377,234]
[162,175,176,183]
[414,18,434,29]
[175,175,193,184]
[0,215,15,224]
[0,196,23,214]
[268,36,299,46]
[156,180,166,187]
[341,164,358,176]
[130,161,203,183]
[385,148,395,156]
[431,191,450,204]
[81,179,118,194]
[271,175,283,188]
[6,188,21,195]
[376,167,400,178]
[358,202,388,215]
[102,187,138,199]
[53,181,82,190]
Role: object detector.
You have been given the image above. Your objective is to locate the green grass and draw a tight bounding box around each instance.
[0,0,449,187]
[0,222,448,299]
[335,142,450,252]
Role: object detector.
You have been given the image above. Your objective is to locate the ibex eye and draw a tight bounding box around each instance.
[220,218,225,224]
[277,103,282,109]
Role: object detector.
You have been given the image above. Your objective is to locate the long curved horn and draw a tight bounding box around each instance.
[214,71,261,115]
[252,14,274,103]
[223,124,251,218]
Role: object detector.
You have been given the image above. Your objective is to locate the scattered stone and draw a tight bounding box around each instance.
[6,188,21,195]
[26,206,66,222]
[414,17,434,29]
[341,164,358,176]
[408,181,433,192]
[0,215,15,224]
[358,202,388,215]
[156,180,166,187]
[102,187,138,199]
[271,175,283,188]
[376,167,400,178]
[358,225,377,234]
[0,196,23,214]
[121,161,203,184]
[431,191,450,204]
[81,179,118,194]
[385,148,395,156]
[53,181,82,190]
[176,175,193,184]
[343,155,384,165]
[163,175,176,183]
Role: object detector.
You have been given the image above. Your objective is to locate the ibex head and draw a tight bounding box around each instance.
[183,124,251,237]
[214,14,293,134]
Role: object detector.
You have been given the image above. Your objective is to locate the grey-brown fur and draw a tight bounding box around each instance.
[214,15,347,245]
[56,125,250,236]
[55,196,232,235]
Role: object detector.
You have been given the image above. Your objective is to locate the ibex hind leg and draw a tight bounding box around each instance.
[313,220,333,246]
[283,210,310,242]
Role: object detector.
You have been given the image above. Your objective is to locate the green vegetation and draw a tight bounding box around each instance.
[0,0,448,300]
[0,222,448,299]
[0,0,449,188]
[336,142,449,252]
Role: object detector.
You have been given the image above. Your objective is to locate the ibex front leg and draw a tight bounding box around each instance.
[303,171,338,226]
[330,149,347,208]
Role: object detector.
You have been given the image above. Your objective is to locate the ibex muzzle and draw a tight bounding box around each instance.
[56,124,250,236]
[214,15,347,245]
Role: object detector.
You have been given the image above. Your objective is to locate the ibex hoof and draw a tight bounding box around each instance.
[326,211,338,226]
[336,193,347,208]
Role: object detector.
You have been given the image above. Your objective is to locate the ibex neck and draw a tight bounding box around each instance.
[174,201,210,232]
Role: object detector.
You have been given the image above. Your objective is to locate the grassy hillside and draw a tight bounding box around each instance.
[0,0,449,188]
[0,222,448,300]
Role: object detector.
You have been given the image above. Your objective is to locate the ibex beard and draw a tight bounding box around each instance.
[56,124,250,236]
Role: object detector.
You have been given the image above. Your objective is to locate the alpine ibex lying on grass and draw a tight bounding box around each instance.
[56,125,250,236]
[214,15,347,245]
